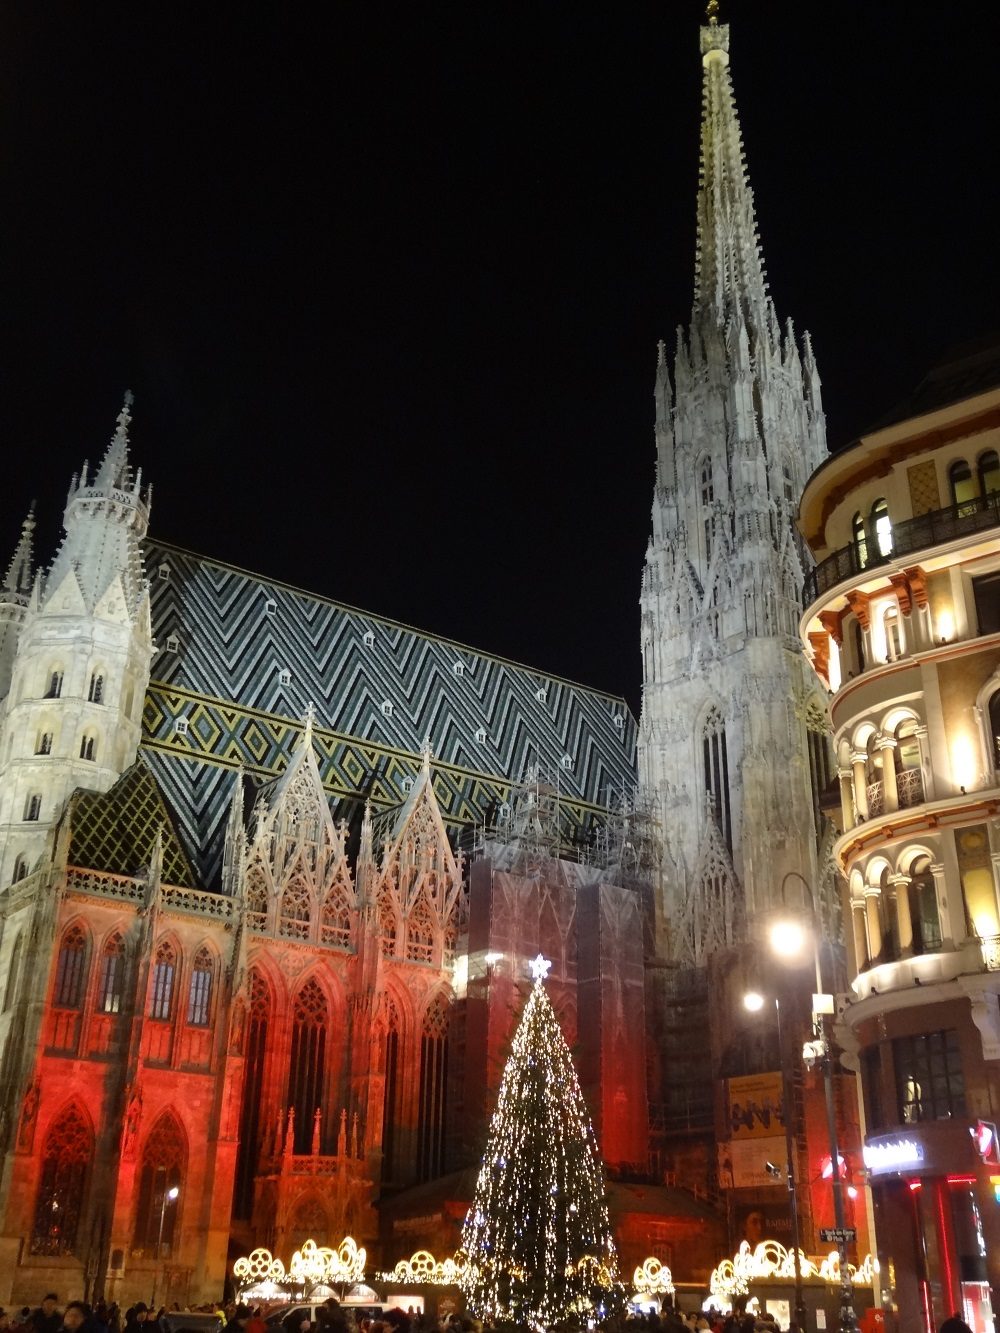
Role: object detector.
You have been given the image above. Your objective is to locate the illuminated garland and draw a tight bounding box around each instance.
[233,1237,366,1296]
[460,954,621,1326]
[378,1250,469,1286]
[709,1241,878,1306]
[632,1257,675,1298]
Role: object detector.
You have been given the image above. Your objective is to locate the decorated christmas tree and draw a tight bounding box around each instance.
[460,955,621,1327]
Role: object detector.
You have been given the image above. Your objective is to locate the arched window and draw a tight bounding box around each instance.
[279,875,311,941]
[24,793,41,822]
[417,995,450,1181]
[186,947,213,1027]
[700,458,714,562]
[11,855,29,884]
[949,458,976,511]
[702,707,732,852]
[852,619,866,674]
[98,934,126,1014]
[287,979,328,1153]
[234,970,270,1219]
[871,498,892,558]
[149,940,176,1021]
[884,605,902,661]
[133,1113,185,1256]
[35,732,52,756]
[909,856,942,955]
[53,926,88,1009]
[978,449,1000,498]
[87,673,104,705]
[79,734,96,762]
[406,893,435,964]
[44,669,63,700]
[320,875,353,950]
[782,463,794,505]
[30,1107,92,1256]
[381,995,401,1184]
[852,512,868,570]
[4,934,22,1011]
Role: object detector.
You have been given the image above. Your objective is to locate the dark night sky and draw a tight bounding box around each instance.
[0,2,997,715]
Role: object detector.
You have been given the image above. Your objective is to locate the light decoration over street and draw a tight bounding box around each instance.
[460,947,620,1325]
[232,1237,366,1297]
[632,1256,675,1298]
[379,1250,469,1286]
[709,1242,878,1307]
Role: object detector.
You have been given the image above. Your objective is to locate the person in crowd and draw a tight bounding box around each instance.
[939,1317,974,1333]
[31,1298,61,1333]
[122,1304,148,1333]
[222,1307,250,1333]
[59,1305,90,1333]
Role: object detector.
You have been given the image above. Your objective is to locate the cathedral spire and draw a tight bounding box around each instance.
[693,9,769,328]
[95,390,136,491]
[3,505,35,598]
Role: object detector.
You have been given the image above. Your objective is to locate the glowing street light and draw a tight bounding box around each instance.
[769,917,809,960]
[743,990,765,1013]
[152,1184,180,1307]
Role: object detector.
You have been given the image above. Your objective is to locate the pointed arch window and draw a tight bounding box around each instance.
[44,669,63,700]
[235,969,271,1219]
[79,734,97,762]
[700,458,714,563]
[98,934,126,1014]
[417,995,450,1181]
[950,458,976,512]
[380,994,401,1184]
[406,893,436,964]
[149,940,176,1021]
[186,947,214,1027]
[54,926,89,1009]
[30,1106,92,1256]
[24,793,41,822]
[287,979,328,1153]
[978,449,1000,498]
[133,1113,185,1255]
[35,732,52,756]
[782,463,794,505]
[871,498,892,557]
[87,673,105,705]
[4,933,22,1011]
[702,707,732,853]
[320,874,353,950]
[11,855,29,885]
[279,874,311,941]
[852,512,868,570]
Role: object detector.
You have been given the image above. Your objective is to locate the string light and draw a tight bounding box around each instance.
[709,1241,878,1306]
[378,1251,468,1286]
[460,957,621,1325]
[232,1237,366,1298]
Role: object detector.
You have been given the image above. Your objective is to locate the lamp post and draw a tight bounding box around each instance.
[773,871,857,1333]
[151,1184,179,1309]
[743,989,806,1332]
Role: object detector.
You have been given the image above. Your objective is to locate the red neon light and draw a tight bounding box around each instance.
[936,1182,957,1310]
[908,1180,923,1191]
[946,1175,976,1185]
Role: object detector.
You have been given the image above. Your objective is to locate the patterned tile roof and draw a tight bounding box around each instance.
[140,540,638,887]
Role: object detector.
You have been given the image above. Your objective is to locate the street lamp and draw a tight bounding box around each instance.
[743,989,806,1333]
[151,1184,179,1308]
[772,870,857,1333]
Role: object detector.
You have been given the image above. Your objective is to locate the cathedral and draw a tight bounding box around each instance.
[0,8,856,1310]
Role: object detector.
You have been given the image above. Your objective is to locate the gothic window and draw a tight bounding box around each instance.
[851,512,868,570]
[320,876,352,950]
[44,669,63,699]
[79,734,97,762]
[279,875,311,941]
[30,1107,92,1256]
[133,1113,185,1255]
[53,926,88,1009]
[3,933,22,1010]
[246,866,269,931]
[380,995,401,1183]
[24,793,41,822]
[287,979,328,1154]
[417,995,449,1181]
[87,673,105,705]
[406,893,435,964]
[11,855,29,884]
[186,947,213,1026]
[782,463,794,505]
[149,940,176,1021]
[98,934,126,1014]
[700,458,714,562]
[950,458,976,511]
[871,498,892,557]
[35,732,52,756]
[235,970,270,1219]
[978,449,1000,497]
[702,707,732,852]
[805,710,834,849]
[884,605,902,661]
[378,888,398,959]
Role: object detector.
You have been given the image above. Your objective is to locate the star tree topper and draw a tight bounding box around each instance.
[528,953,552,983]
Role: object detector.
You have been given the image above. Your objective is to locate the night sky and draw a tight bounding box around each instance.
[0,2,997,715]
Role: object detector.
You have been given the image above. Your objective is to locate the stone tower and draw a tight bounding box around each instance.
[0,395,154,884]
[639,11,831,964]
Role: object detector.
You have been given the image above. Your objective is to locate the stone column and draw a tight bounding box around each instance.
[915,724,935,802]
[877,734,899,812]
[838,768,856,830]
[851,902,869,972]
[930,862,954,947]
[865,889,883,962]
[890,873,914,957]
[852,751,870,820]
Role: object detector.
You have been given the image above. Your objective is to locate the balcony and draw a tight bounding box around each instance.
[804,489,1000,605]
[861,768,924,823]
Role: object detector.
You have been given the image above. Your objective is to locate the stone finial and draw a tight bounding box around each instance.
[421,736,433,771]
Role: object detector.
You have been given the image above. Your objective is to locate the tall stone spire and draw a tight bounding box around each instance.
[3,506,35,599]
[693,6,769,330]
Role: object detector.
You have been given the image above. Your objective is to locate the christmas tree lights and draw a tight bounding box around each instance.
[460,954,621,1327]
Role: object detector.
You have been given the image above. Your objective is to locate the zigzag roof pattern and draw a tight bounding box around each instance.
[140,540,638,886]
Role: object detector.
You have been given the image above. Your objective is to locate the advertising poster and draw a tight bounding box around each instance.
[718,1136,788,1189]
[733,1200,793,1247]
[727,1071,785,1138]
